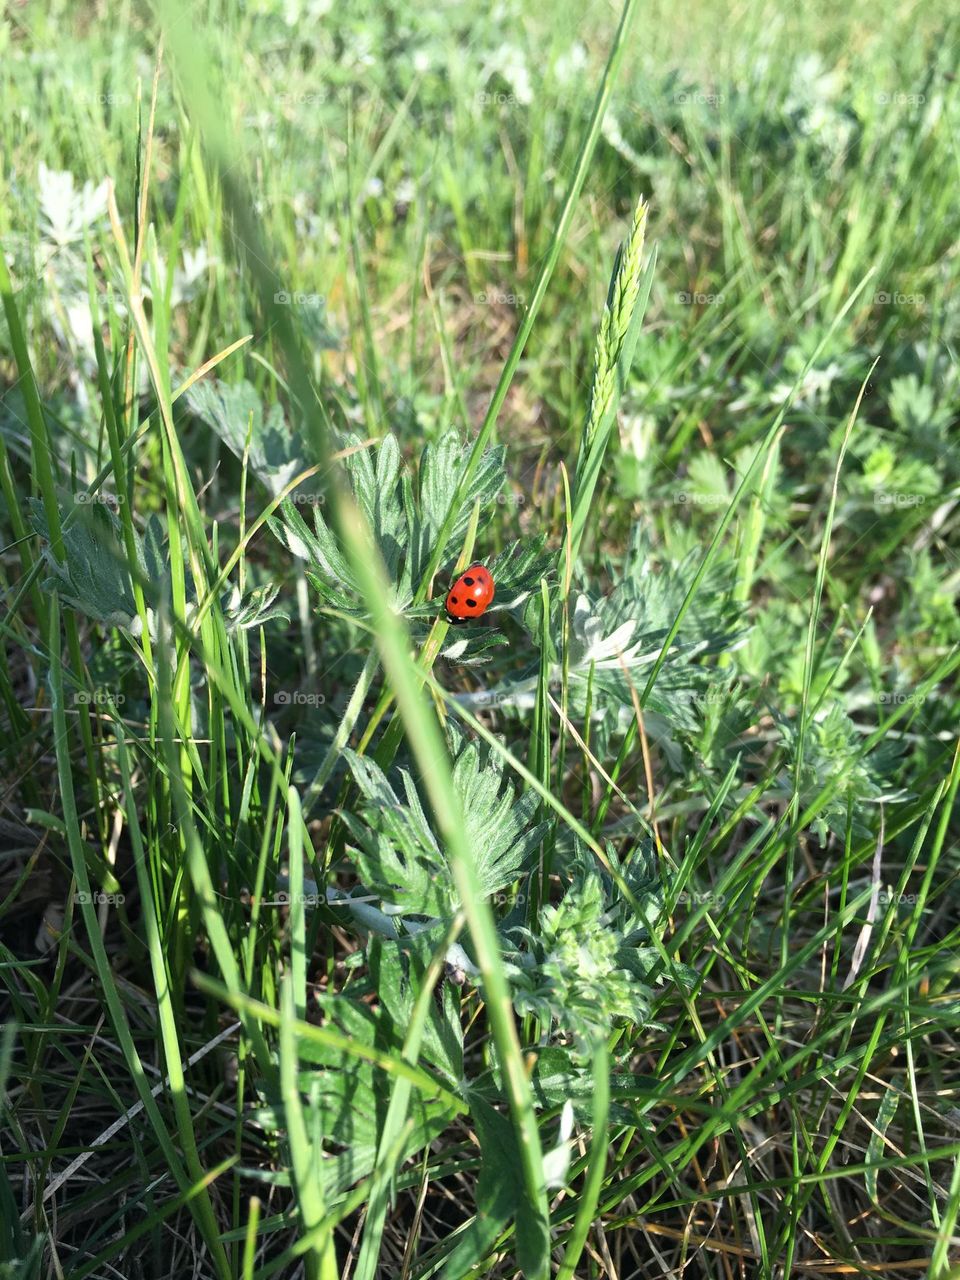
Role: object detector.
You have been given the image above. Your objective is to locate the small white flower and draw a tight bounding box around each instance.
[542,1100,576,1189]
[484,44,533,106]
[570,594,645,668]
[554,43,587,84]
[442,637,471,662]
[394,178,416,205]
[37,163,108,248]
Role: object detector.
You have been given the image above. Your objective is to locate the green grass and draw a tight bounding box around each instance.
[1,0,960,1277]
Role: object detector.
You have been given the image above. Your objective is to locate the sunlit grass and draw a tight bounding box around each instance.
[1,0,959,1277]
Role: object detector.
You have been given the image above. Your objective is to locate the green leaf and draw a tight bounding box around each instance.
[368,934,464,1082]
[268,428,506,616]
[440,1095,550,1280]
[222,582,290,631]
[271,496,358,610]
[29,495,167,628]
[408,432,505,584]
[255,993,456,1197]
[503,847,676,1060]
[486,536,554,613]
[865,1082,901,1203]
[187,378,309,498]
[342,742,547,921]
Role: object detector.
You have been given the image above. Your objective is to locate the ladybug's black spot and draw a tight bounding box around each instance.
[450,596,459,605]
[466,599,477,607]
[463,576,475,586]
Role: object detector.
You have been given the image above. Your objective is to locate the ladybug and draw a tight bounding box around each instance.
[445,563,495,624]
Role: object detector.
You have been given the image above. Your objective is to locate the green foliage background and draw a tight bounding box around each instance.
[0,0,958,1277]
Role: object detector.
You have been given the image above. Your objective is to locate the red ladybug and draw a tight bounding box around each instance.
[445,563,495,623]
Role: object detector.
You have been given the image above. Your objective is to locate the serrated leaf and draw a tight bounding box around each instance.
[29,496,168,628]
[342,743,546,921]
[519,1045,657,1121]
[503,848,670,1059]
[440,1095,549,1280]
[408,433,505,584]
[684,451,731,501]
[222,582,290,631]
[485,536,554,612]
[269,497,358,610]
[269,428,507,619]
[186,378,309,498]
[257,993,455,1197]
[368,935,464,1081]
[439,628,510,666]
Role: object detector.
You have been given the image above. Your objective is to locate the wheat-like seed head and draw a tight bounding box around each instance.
[583,196,648,451]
